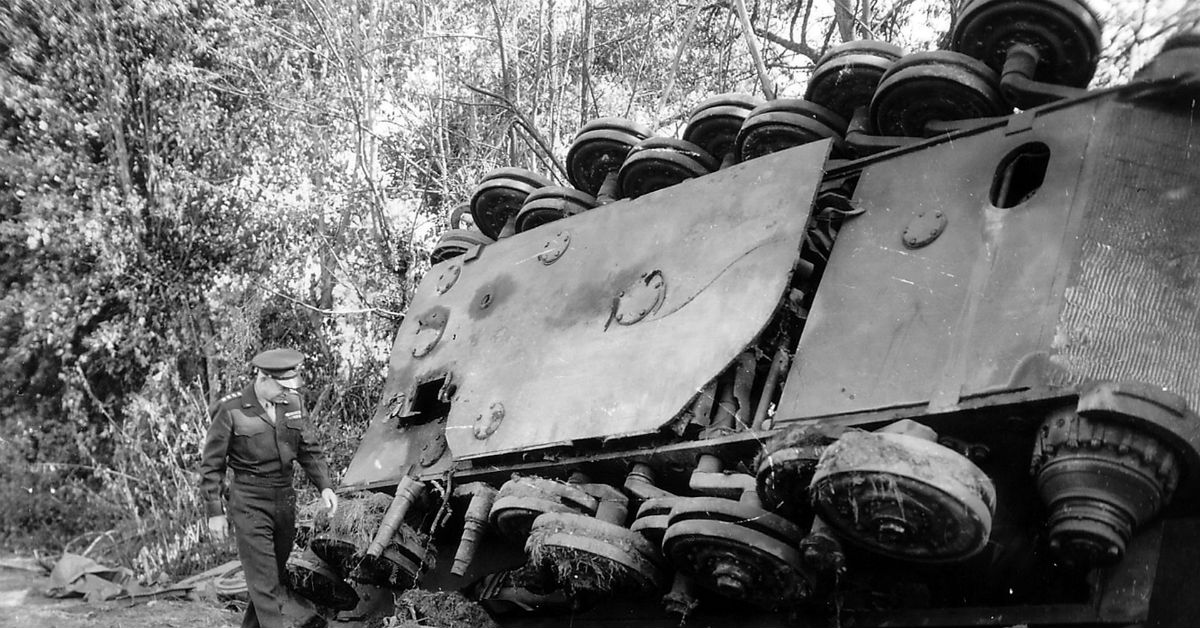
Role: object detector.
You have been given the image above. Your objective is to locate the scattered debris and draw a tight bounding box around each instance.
[42,553,247,606]
[386,589,498,628]
[47,553,141,602]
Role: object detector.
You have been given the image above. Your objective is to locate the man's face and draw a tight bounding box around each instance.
[255,373,298,403]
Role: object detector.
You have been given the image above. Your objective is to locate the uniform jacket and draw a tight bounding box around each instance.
[199,383,334,517]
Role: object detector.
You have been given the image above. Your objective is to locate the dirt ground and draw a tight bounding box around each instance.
[0,557,241,628]
[0,555,399,628]
[0,554,469,628]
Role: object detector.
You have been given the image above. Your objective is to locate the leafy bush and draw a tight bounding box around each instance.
[0,457,123,553]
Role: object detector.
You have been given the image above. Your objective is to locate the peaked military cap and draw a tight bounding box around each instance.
[251,348,304,389]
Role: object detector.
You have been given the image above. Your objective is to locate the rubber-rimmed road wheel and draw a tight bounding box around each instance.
[566,117,654,196]
[515,186,598,233]
[870,50,1007,137]
[806,40,904,123]
[430,229,493,264]
[683,93,764,164]
[617,137,717,199]
[736,99,848,162]
[469,167,552,239]
[951,0,1102,88]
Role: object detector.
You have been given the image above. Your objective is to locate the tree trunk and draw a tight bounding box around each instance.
[834,0,855,42]
[579,0,593,127]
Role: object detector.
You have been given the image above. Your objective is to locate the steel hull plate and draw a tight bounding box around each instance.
[343,141,828,486]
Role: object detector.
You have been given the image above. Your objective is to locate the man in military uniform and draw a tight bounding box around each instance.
[200,348,339,628]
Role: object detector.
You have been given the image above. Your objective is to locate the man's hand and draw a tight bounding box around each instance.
[207,515,229,542]
[321,488,339,517]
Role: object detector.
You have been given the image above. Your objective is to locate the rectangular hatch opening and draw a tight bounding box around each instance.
[402,376,454,426]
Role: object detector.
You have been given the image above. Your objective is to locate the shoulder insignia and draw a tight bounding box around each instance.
[209,393,242,416]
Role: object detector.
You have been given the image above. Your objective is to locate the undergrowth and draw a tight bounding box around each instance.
[0,355,381,584]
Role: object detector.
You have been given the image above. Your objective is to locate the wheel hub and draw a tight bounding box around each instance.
[662,497,812,608]
[811,429,996,562]
[1032,382,1195,566]
[951,0,1102,88]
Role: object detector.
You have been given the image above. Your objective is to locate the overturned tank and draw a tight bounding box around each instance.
[303,1,1200,625]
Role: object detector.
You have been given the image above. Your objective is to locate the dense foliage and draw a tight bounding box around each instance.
[1,0,1193,580]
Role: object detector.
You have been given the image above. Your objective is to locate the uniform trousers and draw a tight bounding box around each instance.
[228,477,296,628]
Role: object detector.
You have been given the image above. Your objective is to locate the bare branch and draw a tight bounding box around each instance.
[756,28,820,63]
[660,2,704,113]
[731,0,776,98]
[259,284,406,320]
[463,83,569,180]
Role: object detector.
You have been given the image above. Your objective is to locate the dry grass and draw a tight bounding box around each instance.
[530,545,633,594]
[307,491,393,547]
[525,515,659,596]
